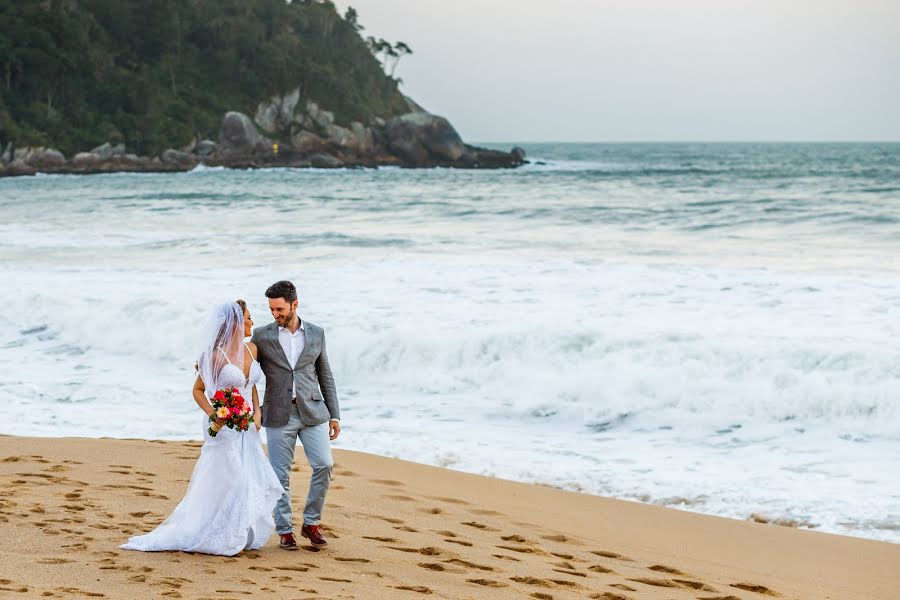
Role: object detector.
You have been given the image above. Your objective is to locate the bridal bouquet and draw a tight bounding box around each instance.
[208,387,253,437]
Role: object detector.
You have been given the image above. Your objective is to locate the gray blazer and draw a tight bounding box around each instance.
[250,320,340,428]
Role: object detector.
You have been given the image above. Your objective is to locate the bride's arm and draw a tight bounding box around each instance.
[193,375,225,427]
[252,385,262,431]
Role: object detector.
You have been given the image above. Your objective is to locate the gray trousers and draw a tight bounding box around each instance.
[266,402,333,533]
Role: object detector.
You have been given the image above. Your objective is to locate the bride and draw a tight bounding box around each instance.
[122,300,284,556]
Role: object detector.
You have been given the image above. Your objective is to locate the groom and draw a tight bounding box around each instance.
[251,280,341,549]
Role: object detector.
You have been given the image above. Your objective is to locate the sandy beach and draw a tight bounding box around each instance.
[0,435,897,600]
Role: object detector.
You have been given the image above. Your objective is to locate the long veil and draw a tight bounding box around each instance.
[197,301,245,396]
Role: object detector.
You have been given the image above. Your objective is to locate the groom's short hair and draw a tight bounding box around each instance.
[266,280,298,304]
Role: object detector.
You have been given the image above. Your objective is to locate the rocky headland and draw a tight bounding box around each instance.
[1,95,526,177]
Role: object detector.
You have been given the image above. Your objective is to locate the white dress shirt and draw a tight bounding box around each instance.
[278,319,305,399]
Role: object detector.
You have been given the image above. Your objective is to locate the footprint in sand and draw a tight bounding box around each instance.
[469,508,503,516]
[511,576,559,588]
[275,565,309,572]
[0,578,28,593]
[531,594,554,600]
[548,579,582,588]
[648,564,685,575]
[387,546,441,556]
[492,553,521,562]
[500,534,530,543]
[61,542,87,550]
[609,583,637,591]
[461,521,499,531]
[590,550,634,561]
[374,515,405,524]
[591,593,630,600]
[37,558,74,564]
[445,539,473,546]
[496,544,548,555]
[588,564,617,574]
[362,536,397,543]
[428,496,469,505]
[467,578,508,587]
[370,479,404,486]
[333,557,371,563]
[540,534,572,543]
[56,587,105,597]
[672,578,717,591]
[319,576,353,583]
[443,558,495,571]
[628,577,680,588]
[417,562,447,572]
[434,530,456,537]
[552,568,587,578]
[393,585,432,594]
[730,583,780,596]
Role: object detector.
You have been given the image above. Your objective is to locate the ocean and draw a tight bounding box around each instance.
[1,142,898,543]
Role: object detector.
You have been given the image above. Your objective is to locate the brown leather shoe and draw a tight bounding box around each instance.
[279,532,299,550]
[300,524,327,546]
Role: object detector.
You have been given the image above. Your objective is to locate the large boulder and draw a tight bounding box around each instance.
[195,140,217,157]
[383,112,467,164]
[291,130,325,154]
[90,142,125,159]
[308,153,344,168]
[160,149,195,165]
[72,152,101,166]
[24,148,66,168]
[511,146,527,162]
[347,121,375,154]
[5,159,37,176]
[218,111,273,158]
[10,146,66,168]
[254,87,300,134]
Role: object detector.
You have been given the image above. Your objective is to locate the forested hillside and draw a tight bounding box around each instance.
[0,0,410,155]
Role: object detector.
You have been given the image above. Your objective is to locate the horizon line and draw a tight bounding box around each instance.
[471,140,900,145]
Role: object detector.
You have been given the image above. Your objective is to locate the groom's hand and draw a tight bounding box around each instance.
[329,420,341,440]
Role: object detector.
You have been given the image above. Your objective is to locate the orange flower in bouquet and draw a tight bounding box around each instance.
[208,387,253,437]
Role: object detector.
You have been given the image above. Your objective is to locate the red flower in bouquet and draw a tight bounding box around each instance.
[208,387,254,437]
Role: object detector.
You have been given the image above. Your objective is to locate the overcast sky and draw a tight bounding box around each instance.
[334,0,900,142]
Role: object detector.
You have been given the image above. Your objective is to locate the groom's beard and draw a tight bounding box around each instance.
[276,309,295,327]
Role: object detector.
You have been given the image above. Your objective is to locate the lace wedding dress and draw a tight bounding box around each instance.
[121,346,283,556]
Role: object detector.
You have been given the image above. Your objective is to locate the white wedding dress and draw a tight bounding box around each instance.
[121,347,284,556]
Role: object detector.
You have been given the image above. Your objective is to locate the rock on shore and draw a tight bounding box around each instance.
[0,94,526,177]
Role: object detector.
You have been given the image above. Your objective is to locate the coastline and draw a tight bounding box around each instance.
[1,435,896,599]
